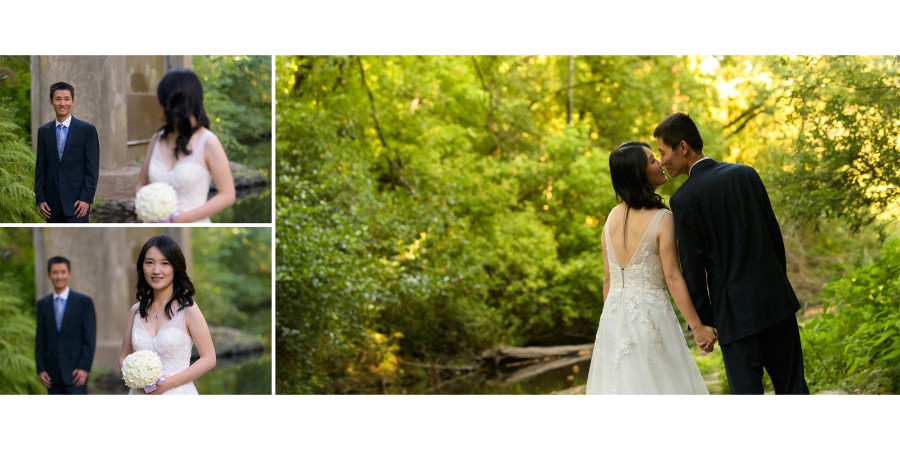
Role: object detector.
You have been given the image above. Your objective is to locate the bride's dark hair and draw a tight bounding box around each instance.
[135,235,195,320]
[609,141,668,211]
[157,68,210,160]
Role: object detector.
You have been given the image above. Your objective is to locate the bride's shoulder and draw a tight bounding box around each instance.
[182,302,203,316]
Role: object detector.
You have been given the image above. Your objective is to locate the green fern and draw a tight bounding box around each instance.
[0,114,41,222]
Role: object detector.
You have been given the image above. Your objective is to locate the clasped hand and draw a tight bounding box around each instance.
[693,325,718,353]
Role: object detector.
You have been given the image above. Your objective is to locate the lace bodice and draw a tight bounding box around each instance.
[148,130,213,224]
[129,306,198,395]
[604,208,668,293]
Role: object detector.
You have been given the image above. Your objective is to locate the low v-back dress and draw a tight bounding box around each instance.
[585,208,708,394]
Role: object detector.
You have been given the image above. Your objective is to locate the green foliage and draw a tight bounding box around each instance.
[800,239,900,393]
[193,55,272,171]
[0,55,31,139]
[773,56,900,233]
[192,227,271,338]
[0,103,42,222]
[0,228,42,395]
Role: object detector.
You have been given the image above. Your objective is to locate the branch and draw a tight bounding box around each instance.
[354,56,417,197]
[471,56,508,157]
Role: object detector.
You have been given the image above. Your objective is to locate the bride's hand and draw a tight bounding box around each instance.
[147,380,172,395]
[693,325,717,353]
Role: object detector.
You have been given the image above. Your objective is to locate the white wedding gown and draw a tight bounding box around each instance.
[148,130,214,223]
[585,209,708,394]
[129,307,199,395]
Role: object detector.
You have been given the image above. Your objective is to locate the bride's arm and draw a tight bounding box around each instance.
[118,304,139,371]
[152,304,216,394]
[658,212,717,347]
[134,135,156,195]
[173,134,235,223]
[601,224,611,303]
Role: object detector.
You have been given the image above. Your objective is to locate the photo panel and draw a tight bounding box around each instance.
[0,55,272,224]
[1,226,271,395]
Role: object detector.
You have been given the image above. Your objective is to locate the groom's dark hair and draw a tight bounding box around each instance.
[47,256,71,272]
[49,82,75,100]
[654,112,703,152]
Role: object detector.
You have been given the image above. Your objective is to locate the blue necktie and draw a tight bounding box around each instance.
[54,296,64,331]
[57,124,68,161]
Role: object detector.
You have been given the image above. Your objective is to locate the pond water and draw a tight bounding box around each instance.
[194,350,271,395]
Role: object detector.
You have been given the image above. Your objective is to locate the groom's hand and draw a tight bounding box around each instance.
[39,202,52,219]
[39,371,52,389]
[74,201,90,218]
[694,326,717,353]
[72,369,88,387]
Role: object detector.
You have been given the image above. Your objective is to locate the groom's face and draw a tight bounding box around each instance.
[49,88,75,120]
[48,263,71,292]
[657,137,687,177]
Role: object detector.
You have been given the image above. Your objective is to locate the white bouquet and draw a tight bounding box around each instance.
[135,182,178,222]
[122,349,165,393]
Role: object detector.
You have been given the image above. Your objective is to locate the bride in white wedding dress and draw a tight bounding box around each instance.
[135,69,235,223]
[118,235,216,395]
[585,141,715,395]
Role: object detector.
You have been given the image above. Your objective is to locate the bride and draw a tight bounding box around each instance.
[585,141,716,394]
[135,68,235,223]
[118,235,216,395]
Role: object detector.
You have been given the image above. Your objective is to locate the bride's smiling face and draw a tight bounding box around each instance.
[143,246,174,291]
[644,146,668,189]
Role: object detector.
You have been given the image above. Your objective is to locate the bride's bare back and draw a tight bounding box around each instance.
[605,203,662,267]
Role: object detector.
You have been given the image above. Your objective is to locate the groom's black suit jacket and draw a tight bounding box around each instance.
[670,159,800,345]
[34,116,100,218]
[34,290,96,387]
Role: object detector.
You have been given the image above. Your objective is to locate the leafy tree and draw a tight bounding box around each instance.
[192,227,271,337]
[193,55,272,171]
[773,56,900,234]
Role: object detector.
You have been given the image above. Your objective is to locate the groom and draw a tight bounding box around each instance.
[35,256,96,394]
[34,82,100,223]
[655,112,809,395]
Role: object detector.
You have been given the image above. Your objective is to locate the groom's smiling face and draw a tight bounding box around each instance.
[48,262,71,292]
[50,88,75,121]
[657,137,688,177]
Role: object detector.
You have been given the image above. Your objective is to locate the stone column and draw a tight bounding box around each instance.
[33,228,192,372]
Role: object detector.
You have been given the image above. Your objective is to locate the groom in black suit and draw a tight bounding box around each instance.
[34,82,100,223]
[35,256,96,394]
[654,112,809,394]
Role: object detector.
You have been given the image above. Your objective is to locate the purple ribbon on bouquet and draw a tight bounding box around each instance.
[144,377,166,393]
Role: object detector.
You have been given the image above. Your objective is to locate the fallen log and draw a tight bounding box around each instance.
[489,353,592,386]
[481,343,594,367]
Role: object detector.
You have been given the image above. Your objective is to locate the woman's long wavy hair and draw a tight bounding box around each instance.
[157,68,210,160]
[609,141,668,211]
[135,235,195,320]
